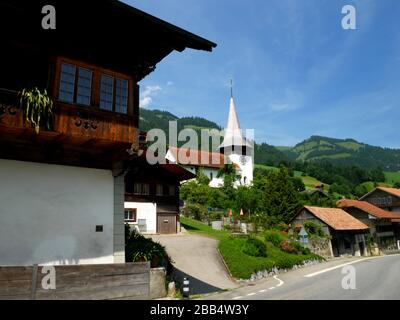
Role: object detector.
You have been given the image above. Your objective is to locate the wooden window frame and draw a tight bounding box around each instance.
[133,182,142,195]
[142,183,150,196]
[168,185,176,197]
[53,56,134,115]
[156,184,164,196]
[124,209,137,223]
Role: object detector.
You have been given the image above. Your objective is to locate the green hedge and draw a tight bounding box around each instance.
[241,237,267,257]
[181,217,322,280]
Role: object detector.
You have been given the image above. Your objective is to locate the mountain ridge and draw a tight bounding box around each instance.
[139,108,400,171]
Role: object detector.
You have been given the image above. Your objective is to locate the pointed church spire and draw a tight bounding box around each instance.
[219,81,251,150]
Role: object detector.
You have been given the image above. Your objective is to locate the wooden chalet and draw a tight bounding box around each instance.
[337,199,400,253]
[124,153,195,234]
[0,0,216,266]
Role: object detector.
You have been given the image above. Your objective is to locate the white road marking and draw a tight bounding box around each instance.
[274,275,284,287]
[269,287,276,290]
[247,293,256,296]
[304,259,366,278]
[232,296,243,300]
[259,289,267,293]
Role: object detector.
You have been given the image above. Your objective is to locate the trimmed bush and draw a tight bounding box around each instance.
[265,230,286,246]
[241,237,267,257]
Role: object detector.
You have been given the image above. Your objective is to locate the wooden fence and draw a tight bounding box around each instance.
[0,262,150,300]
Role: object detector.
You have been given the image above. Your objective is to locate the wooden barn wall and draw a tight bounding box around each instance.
[0,262,150,300]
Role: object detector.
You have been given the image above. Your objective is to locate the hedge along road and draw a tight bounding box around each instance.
[150,234,238,295]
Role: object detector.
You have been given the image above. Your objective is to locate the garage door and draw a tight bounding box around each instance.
[157,213,177,234]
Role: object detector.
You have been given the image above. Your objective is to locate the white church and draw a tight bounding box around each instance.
[166,89,254,188]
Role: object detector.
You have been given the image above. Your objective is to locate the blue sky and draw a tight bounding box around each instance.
[127,0,400,148]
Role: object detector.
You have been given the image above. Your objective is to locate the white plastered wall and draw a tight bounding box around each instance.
[124,202,157,234]
[0,159,114,266]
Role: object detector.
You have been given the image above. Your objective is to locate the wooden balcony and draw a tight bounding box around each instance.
[0,88,139,151]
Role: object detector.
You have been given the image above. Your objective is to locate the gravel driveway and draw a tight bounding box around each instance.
[150,234,238,294]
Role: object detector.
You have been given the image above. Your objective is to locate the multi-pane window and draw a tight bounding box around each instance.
[116,79,128,114]
[59,63,76,103]
[133,183,141,195]
[59,63,92,106]
[57,59,130,114]
[133,182,150,195]
[124,209,137,222]
[142,183,150,196]
[100,75,114,111]
[76,68,92,106]
[156,184,164,196]
[99,75,128,114]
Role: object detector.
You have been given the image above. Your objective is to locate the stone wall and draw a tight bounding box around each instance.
[308,238,333,258]
[149,268,167,299]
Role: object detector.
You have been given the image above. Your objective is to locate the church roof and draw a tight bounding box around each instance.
[167,147,241,170]
[219,96,252,150]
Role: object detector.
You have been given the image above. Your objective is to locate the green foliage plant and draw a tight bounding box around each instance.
[19,87,54,134]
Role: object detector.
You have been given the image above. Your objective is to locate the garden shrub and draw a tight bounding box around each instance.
[303,221,326,238]
[188,204,207,221]
[264,230,286,247]
[275,222,289,232]
[279,240,298,254]
[241,237,267,257]
[291,241,311,255]
[209,212,223,221]
[125,225,172,273]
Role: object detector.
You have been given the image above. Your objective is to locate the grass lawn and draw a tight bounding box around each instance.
[254,164,279,172]
[181,216,322,280]
[384,171,400,185]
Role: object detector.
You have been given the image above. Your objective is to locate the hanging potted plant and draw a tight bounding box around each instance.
[19,87,54,134]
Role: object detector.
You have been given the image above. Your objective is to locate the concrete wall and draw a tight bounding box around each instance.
[125,202,157,234]
[113,175,125,263]
[0,159,115,266]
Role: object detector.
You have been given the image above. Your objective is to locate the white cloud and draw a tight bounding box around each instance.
[140,85,162,108]
[269,103,291,112]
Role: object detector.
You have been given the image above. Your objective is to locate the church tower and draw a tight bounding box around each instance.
[219,82,253,186]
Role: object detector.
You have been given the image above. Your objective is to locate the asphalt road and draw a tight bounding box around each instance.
[202,255,400,300]
[150,234,237,294]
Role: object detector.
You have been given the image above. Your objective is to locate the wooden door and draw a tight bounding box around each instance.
[157,213,177,234]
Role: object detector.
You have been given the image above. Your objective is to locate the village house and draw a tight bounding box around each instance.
[337,199,400,254]
[0,0,215,266]
[165,92,254,187]
[359,187,400,246]
[291,206,369,258]
[359,187,400,213]
[124,152,195,234]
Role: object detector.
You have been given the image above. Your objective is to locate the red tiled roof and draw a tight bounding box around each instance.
[168,147,226,169]
[303,206,369,231]
[337,199,400,220]
[377,187,400,198]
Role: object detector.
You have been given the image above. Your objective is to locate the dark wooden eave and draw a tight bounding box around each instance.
[0,0,217,81]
